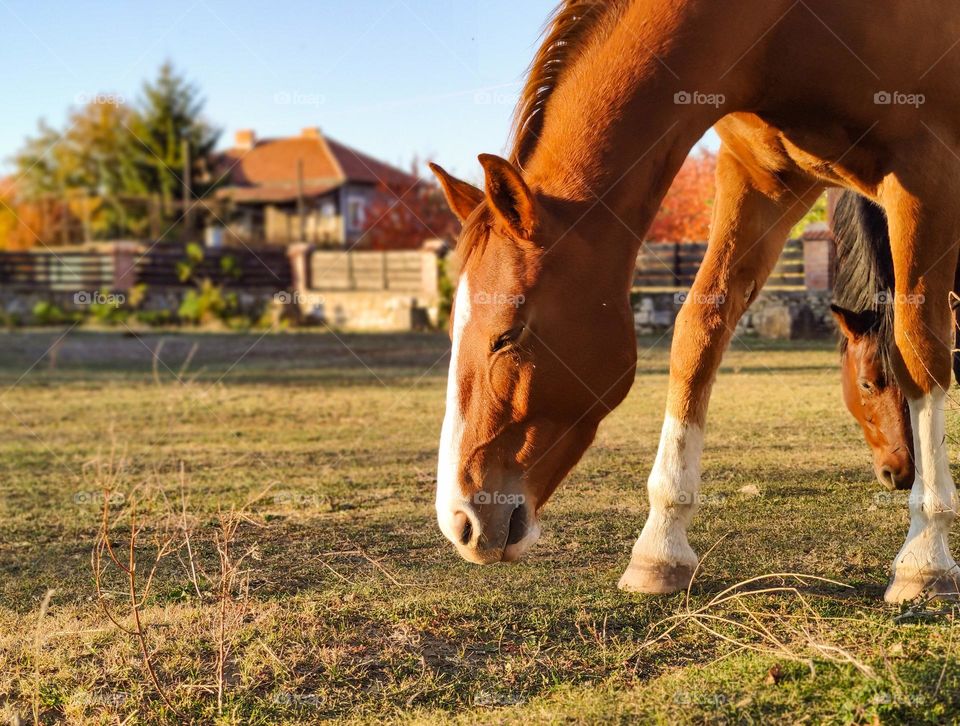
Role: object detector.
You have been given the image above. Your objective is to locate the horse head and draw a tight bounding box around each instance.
[832,304,914,491]
[430,155,637,563]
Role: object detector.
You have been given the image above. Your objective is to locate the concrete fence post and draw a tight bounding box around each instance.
[420,240,442,295]
[287,242,314,295]
[801,222,835,292]
[112,241,140,292]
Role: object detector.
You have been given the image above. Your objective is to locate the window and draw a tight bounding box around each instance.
[347,196,366,230]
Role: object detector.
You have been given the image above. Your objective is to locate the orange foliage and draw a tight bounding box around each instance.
[361,181,459,251]
[647,149,717,243]
[0,195,73,250]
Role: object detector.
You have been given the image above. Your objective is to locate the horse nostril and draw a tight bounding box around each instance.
[506,506,528,546]
[878,466,897,492]
[459,518,473,546]
[879,464,914,491]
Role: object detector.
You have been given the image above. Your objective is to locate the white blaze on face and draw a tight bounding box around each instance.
[436,275,472,542]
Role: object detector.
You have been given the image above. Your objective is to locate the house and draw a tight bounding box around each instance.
[213,127,421,248]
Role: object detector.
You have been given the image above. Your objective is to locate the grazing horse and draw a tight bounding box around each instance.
[830,191,915,491]
[431,0,960,602]
[831,191,960,492]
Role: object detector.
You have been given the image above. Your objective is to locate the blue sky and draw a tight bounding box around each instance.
[1,0,717,183]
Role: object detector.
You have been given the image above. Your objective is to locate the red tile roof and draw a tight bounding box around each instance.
[215,130,419,204]
[324,137,418,188]
[220,181,342,204]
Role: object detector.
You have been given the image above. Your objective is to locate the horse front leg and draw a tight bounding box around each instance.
[619,146,822,593]
[882,179,960,603]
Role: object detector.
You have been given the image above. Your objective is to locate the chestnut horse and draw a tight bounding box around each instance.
[831,190,960,492]
[830,191,915,491]
[431,0,960,602]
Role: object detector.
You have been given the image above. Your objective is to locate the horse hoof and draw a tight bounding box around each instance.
[883,569,960,603]
[618,560,694,594]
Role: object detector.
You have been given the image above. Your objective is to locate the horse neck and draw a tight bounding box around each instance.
[520,0,777,255]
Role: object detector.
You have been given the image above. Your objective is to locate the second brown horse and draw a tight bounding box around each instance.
[832,190,960,491]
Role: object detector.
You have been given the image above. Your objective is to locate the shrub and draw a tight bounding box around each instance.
[178,279,237,325]
[134,309,174,327]
[89,290,130,326]
[176,242,205,284]
[436,257,454,330]
[32,301,67,326]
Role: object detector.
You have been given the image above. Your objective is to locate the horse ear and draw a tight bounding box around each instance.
[830,304,876,339]
[478,153,538,240]
[429,162,484,223]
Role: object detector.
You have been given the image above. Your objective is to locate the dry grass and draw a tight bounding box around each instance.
[1,330,960,724]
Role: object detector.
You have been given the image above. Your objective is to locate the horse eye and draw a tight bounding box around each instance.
[491,326,524,353]
[858,378,875,394]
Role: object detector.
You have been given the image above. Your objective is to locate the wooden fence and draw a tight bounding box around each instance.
[0,246,291,291]
[0,238,806,295]
[634,238,804,289]
[136,247,292,289]
[0,251,114,291]
[307,250,426,292]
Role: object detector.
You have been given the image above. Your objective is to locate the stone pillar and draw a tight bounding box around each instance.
[802,222,834,292]
[420,240,442,295]
[287,242,314,293]
[112,241,141,292]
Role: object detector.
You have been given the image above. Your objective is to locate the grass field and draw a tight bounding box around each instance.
[2,329,960,724]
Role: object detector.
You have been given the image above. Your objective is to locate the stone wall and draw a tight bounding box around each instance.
[633,289,835,339]
[292,290,434,331]
[288,243,442,331]
[0,285,281,325]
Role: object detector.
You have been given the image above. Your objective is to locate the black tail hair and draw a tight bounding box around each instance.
[831,190,896,383]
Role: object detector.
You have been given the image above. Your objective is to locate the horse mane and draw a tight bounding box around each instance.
[510,0,627,167]
[832,190,896,383]
[459,0,625,266]
[455,203,493,268]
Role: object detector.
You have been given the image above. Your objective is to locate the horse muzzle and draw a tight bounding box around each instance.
[437,494,541,564]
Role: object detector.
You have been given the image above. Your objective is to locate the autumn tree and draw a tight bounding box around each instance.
[359,172,458,250]
[647,148,717,243]
[7,62,218,246]
[130,62,220,211]
[0,179,73,251]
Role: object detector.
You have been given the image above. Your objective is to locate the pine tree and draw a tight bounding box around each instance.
[131,61,221,213]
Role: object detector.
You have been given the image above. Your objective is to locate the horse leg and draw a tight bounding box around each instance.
[882,180,960,603]
[619,146,822,593]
